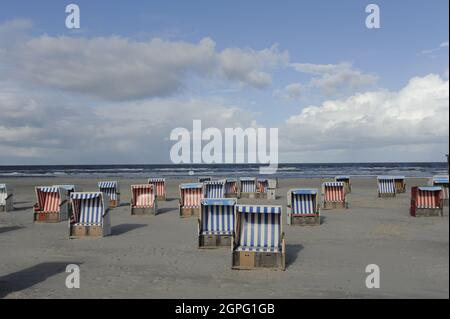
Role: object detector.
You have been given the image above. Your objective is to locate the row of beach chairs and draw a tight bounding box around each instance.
[1,175,448,270]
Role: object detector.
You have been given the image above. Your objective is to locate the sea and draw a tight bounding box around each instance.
[0,163,447,179]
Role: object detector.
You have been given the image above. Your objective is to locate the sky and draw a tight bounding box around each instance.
[0,0,448,165]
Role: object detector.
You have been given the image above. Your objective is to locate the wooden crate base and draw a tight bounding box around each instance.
[232,251,285,271]
[413,208,443,217]
[322,202,348,210]
[131,207,156,216]
[70,225,105,238]
[180,207,200,218]
[34,212,63,223]
[199,234,232,248]
[378,193,396,198]
[290,215,320,226]
[240,193,257,199]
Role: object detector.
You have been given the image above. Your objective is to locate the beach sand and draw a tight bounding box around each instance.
[0,177,448,299]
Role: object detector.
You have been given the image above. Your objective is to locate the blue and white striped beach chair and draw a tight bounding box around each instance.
[287,189,320,225]
[198,198,236,248]
[203,181,225,199]
[239,177,257,199]
[377,176,396,198]
[97,181,120,208]
[69,192,111,237]
[232,205,285,270]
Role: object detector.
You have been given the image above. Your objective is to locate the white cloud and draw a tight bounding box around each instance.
[280,74,449,160]
[0,20,289,101]
[274,82,303,100]
[419,40,449,56]
[290,62,378,96]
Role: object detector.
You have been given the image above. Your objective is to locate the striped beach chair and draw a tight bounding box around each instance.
[393,176,406,193]
[53,184,78,215]
[198,198,236,248]
[256,178,276,199]
[34,186,69,222]
[430,175,449,205]
[377,176,396,198]
[232,205,285,270]
[147,178,166,201]
[287,189,320,225]
[179,183,204,218]
[410,186,444,217]
[239,177,257,199]
[0,184,13,212]
[131,184,158,216]
[224,178,238,198]
[322,181,347,209]
[97,181,120,208]
[198,177,211,183]
[204,181,225,199]
[69,192,111,238]
[335,176,351,194]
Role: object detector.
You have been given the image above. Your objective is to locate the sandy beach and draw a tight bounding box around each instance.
[0,177,448,299]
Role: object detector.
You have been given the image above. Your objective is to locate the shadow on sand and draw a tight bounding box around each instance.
[0,262,82,298]
[0,226,25,234]
[111,223,147,236]
[285,244,303,269]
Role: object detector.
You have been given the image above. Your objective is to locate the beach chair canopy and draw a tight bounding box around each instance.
[290,189,318,215]
[257,179,269,193]
[235,205,282,253]
[201,199,236,235]
[240,177,256,193]
[377,176,396,194]
[204,181,225,198]
[98,181,119,200]
[224,178,237,194]
[0,184,10,205]
[35,186,66,212]
[70,192,106,225]
[180,183,203,208]
[323,182,345,202]
[416,186,442,208]
[147,178,166,197]
[131,184,155,208]
[432,175,449,184]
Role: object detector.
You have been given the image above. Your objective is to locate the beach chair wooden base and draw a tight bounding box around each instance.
[108,199,119,208]
[322,202,348,210]
[198,234,232,248]
[131,206,157,216]
[289,215,320,226]
[225,193,238,198]
[411,208,443,217]
[240,192,257,199]
[378,193,396,198]
[70,225,108,238]
[232,251,285,271]
[180,207,200,218]
[34,212,65,223]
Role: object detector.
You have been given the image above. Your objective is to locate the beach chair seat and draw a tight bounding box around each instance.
[322,182,347,209]
[0,184,14,212]
[179,183,203,218]
[131,184,157,215]
[147,178,166,201]
[393,176,406,193]
[34,186,69,222]
[287,189,320,225]
[232,205,285,270]
[70,192,111,238]
[410,186,444,217]
[97,181,120,208]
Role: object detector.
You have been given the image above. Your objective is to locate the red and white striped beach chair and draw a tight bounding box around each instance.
[34,186,69,222]
[322,181,348,209]
[410,186,444,217]
[179,183,204,218]
[131,184,158,215]
[147,178,166,201]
